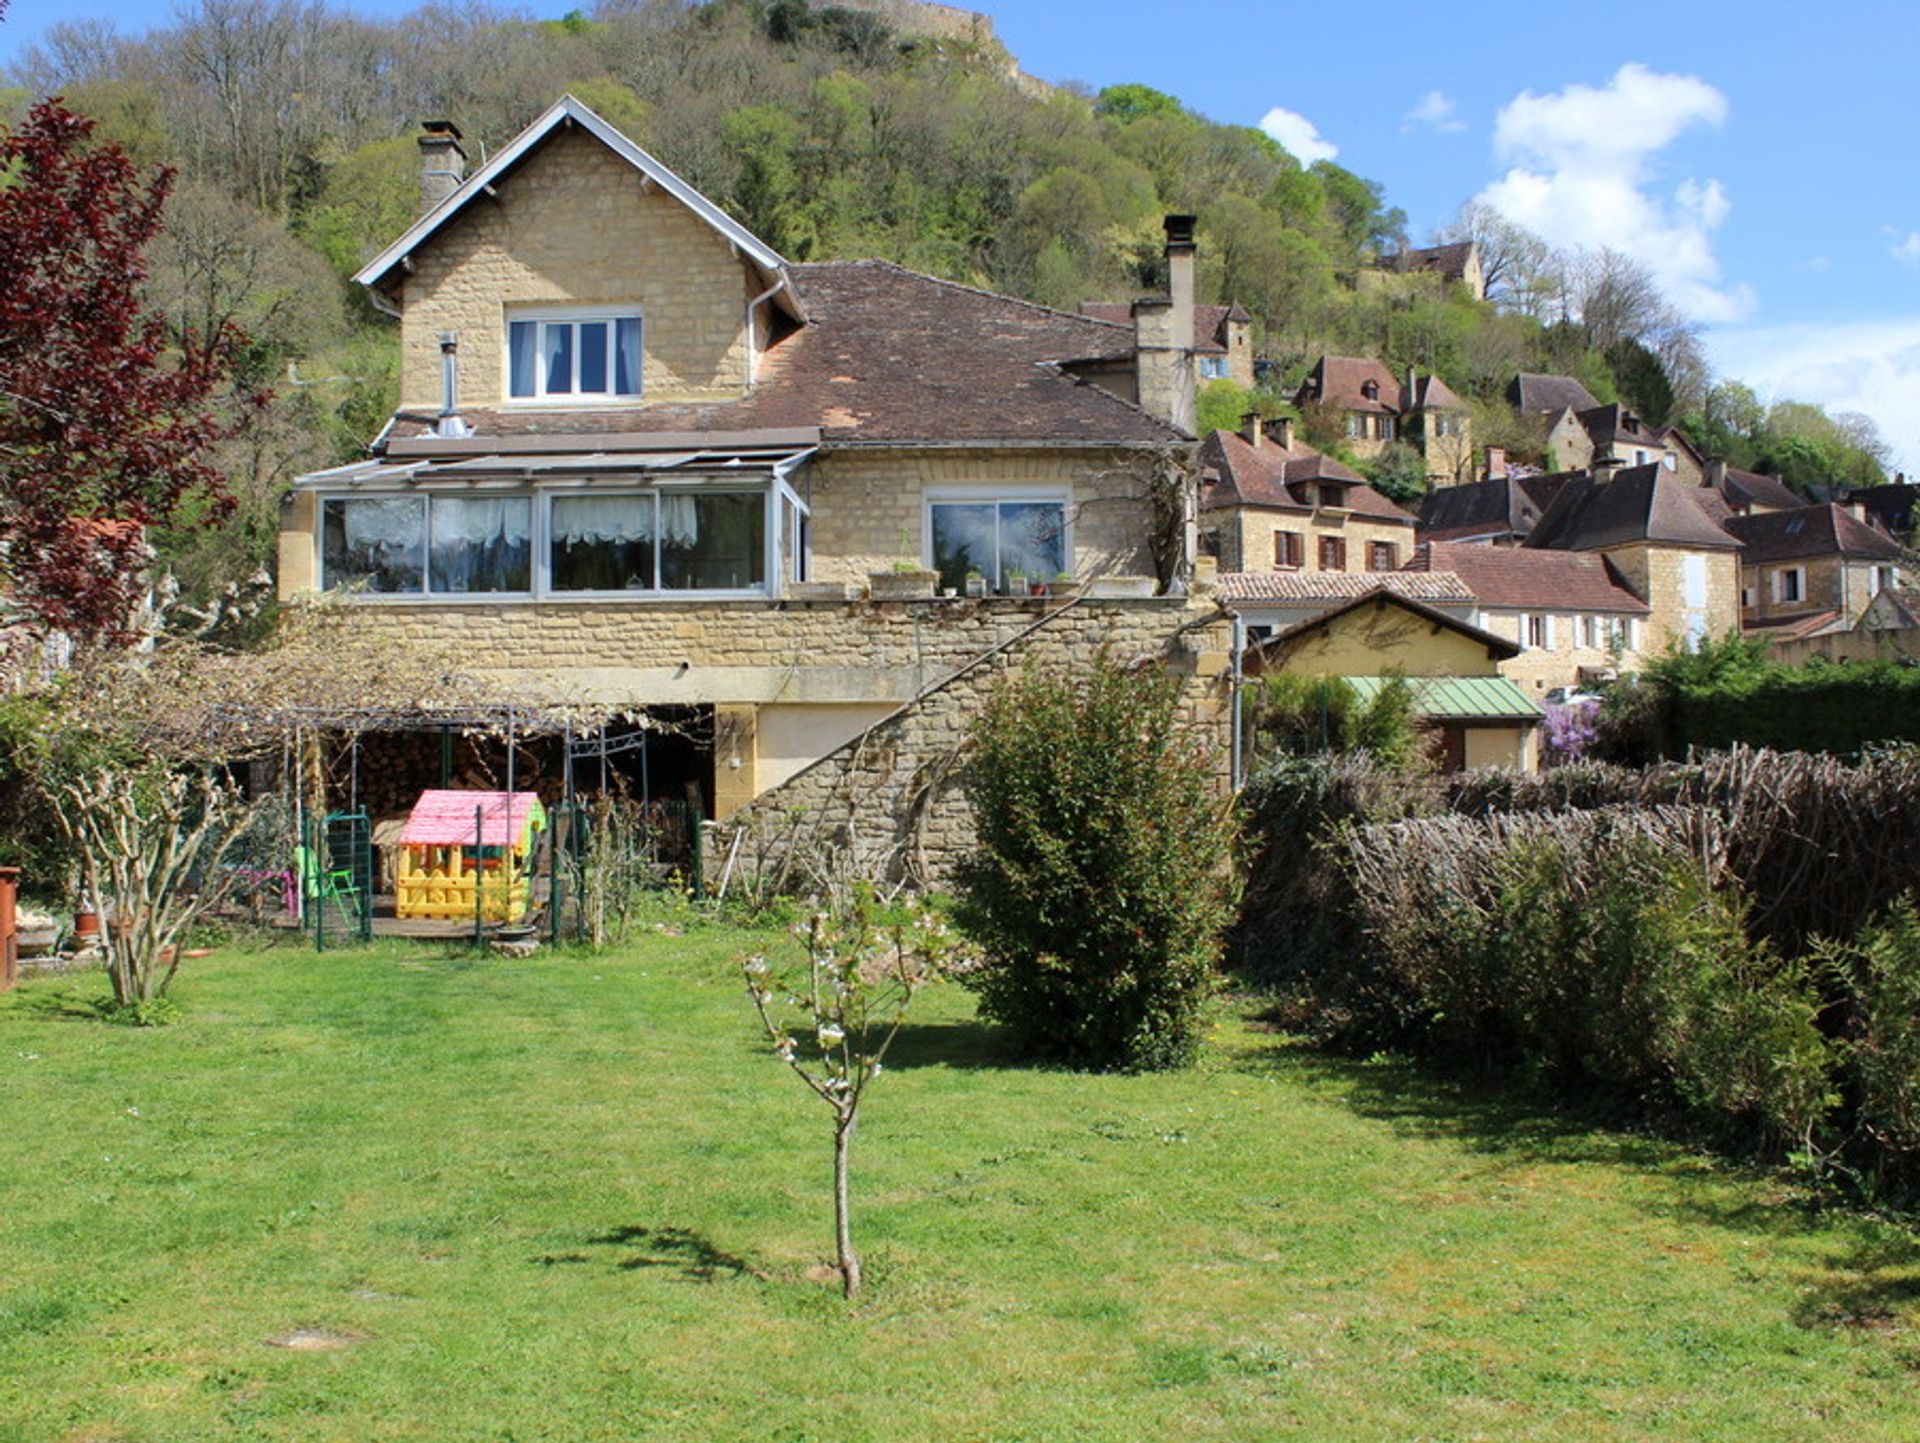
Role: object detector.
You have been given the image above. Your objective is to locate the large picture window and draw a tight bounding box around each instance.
[928,496,1067,591]
[322,496,425,593]
[549,491,765,593]
[508,313,642,401]
[324,495,530,595]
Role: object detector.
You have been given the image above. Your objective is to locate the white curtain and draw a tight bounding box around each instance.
[343,496,424,552]
[433,497,525,546]
[552,495,653,543]
[660,494,701,547]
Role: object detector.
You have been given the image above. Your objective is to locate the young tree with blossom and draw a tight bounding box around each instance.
[742,895,960,1298]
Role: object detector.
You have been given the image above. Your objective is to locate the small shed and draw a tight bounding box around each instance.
[396,790,547,922]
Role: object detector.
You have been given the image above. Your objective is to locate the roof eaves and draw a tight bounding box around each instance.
[356,95,796,311]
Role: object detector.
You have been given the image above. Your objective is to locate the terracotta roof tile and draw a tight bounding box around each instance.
[1409,541,1648,613]
[1216,569,1474,604]
[1198,429,1416,523]
[1523,465,1742,552]
[388,260,1180,449]
[1721,468,1806,512]
[1723,503,1904,563]
[1078,301,1245,353]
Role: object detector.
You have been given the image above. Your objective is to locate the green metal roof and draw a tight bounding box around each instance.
[1343,675,1542,722]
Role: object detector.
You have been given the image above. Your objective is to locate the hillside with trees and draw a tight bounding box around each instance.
[1,0,1893,590]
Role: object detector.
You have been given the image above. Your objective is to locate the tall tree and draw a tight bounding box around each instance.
[0,99,255,642]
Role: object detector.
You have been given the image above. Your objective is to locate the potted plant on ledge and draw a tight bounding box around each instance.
[868,558,938,601]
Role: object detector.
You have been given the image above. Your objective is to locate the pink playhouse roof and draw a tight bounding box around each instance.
[401,790,544,847]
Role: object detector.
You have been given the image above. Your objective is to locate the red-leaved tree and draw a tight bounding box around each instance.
[0,99,257,643]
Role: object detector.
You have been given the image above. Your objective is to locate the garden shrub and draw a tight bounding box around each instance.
[1816,900,1920,1195]
[953,654,1237,1071]
[1339,811,1833,1149]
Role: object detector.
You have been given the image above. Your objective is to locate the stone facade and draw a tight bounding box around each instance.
[705,596,1231,891]
[1214,507,1413,576]
[1472,608,1647,695]
[1742,554,1896,628]
[396,127,757,413]
[1600,543,1742,654]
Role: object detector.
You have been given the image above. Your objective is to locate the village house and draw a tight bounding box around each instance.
[1293,355,1473,481]
[1405,541,1651,696]
[1196,415,1417,577]
[1508,373,1701,482]
[1519,463,1743,653]
[1360,240,1488,301]
[1705,460,1805,517]
[276,97,1230,879]
[1724,503,1902,634]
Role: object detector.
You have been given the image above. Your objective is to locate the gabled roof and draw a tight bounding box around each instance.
[1297,355,1404,414]
[1524,465,1743,552]
[379,260,1179,448]
[1384,241,1479,281]
[1510,373,1601,416]
[1199,429,1415,522]
[1418,473,1571,543]
[356,96,794,311]
[1408,541,1649,614]
[1078,301,1249,354]
[1864,588,1920,630]
[1347,673,1542,722]
[1723,503,1903,564]
[1216,570,1474,605]
[1577,402,1658,446]
[1721,468,1805,512]
[1261,586,1523,662]
[1409,373,1466,411]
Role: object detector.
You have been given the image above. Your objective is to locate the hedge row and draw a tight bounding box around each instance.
[1234,749,1920,1198]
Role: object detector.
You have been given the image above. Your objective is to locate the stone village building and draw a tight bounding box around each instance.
[277,97,1235,887]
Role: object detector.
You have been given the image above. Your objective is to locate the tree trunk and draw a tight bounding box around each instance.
[834,1108,859,1299]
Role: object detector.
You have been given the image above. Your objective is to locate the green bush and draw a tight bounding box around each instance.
[1816,900,1920,1193]
[1252,671,1421,773]
[953,654,1237,1071]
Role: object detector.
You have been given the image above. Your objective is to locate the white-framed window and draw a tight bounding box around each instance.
[319,484,776,600]
[1379,415,1396,441]
[1198,355,1228,380]
[1580,615,1600,649]
[1741,587,1755,610]
[1346,413,1365,439]
[1682,553,1710,609]
[1772,566,1805,604]
[507,308,643,402]
[548,490,766,593]
[1607,618,1638,653]
[925,489,1069,591]
[1525,613,1554,650]
[322,494,532,596]
[1874,564,1899,595]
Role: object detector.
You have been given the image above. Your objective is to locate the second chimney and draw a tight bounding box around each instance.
[1242,411,1263,448]
[419,120,467,213]
[1133,215,1198,436]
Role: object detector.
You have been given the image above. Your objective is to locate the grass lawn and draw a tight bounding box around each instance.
[5,917,1920,1442]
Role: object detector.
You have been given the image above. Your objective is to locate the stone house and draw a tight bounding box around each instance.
[1520,464,1743,654]
[1417,471,1574,546]
[1509,374,1702,482]
[1707,461,1804,517]
[1724,503,1902,633]
[1406,541,1651,696]
[1361,241,1488,301]
[277,96,1229,881]
[1197,416,1417,576]
[1294,355,1472,480]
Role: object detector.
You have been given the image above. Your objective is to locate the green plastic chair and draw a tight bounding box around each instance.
[294,843,360,929]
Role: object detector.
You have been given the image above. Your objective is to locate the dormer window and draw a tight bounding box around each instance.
[508,308,642,401]
[1361,379,1379,401]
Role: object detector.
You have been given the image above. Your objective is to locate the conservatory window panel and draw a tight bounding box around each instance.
[550,494,656,591]
[322,496,426,593]
[660,492,766,591]
[428,496,532,594]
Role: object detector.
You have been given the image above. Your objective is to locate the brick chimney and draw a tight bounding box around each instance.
[419,120,466,213]
[1485,446,1507,480]
[1241,411,1263,448]
[1134,215,1197,435]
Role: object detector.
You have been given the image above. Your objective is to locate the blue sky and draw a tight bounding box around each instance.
[5,0,1918,468]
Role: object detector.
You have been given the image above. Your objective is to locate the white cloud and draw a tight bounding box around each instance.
[1476,63,1753,323]
[1258,106,1338,165]
[1888,230,1920,265]
[1406,90,1466,133]
[1710,317,1920,475]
